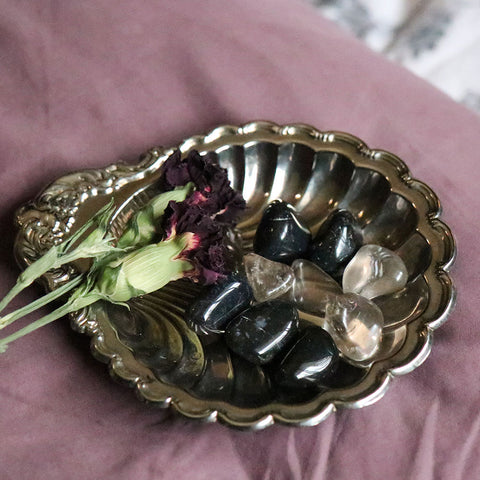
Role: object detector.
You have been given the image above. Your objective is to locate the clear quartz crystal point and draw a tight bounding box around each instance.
[324,292,384,362]
[243,253,294,302]
[342,245,408,300]
[290,259,343,315]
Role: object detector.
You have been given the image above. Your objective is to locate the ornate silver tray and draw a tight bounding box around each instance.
[14,121,456,429]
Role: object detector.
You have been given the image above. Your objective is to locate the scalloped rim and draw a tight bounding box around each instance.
[18,121,456,430]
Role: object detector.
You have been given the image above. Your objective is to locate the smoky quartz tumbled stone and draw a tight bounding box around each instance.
[253,200,312,264]
[244,253,295,302]
[186,274,253,334]
[225,300,299,365]
[275,326,339,390]
[290,258,343,316]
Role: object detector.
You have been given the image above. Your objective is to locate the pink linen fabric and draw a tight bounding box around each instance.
[0,1,478,479]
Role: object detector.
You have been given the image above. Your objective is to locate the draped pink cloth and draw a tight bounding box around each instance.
[0,1,478,478]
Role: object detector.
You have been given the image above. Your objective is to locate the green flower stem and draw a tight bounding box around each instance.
[0,233,195,352]
[0,290,102,353]
[0,185,193,317]
[0,186,200,352]
[0,274,84,330]
[0,249,59,314]
[0,201,118,315]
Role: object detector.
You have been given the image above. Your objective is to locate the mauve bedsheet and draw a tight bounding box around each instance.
[0,1,478,479]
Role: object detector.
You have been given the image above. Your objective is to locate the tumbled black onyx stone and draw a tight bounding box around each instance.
[308,210,362,278]
[222,227,245,274]
[275,326,339,390]
[253,200,311,264]
[225,300,299,365]
[186,275,253,334]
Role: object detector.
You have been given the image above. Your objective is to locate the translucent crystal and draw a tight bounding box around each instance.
[291,259,343,315]
[324,293,384,362]
[342,245,408,300]
[243,253,294,302]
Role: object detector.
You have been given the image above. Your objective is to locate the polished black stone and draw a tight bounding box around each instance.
[223,227,245,274]
[230,354,272,407]
[186,274,253,334]
[225,300,299,365]
[253,200,312,264]
[275,326,339,390]
[308,210,362,278]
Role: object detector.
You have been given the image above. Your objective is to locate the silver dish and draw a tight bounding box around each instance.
[14,121,456,429]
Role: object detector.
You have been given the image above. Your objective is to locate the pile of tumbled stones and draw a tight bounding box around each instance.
[187,200,408,392]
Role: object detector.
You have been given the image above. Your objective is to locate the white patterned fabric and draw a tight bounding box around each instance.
[307,0,480,114]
